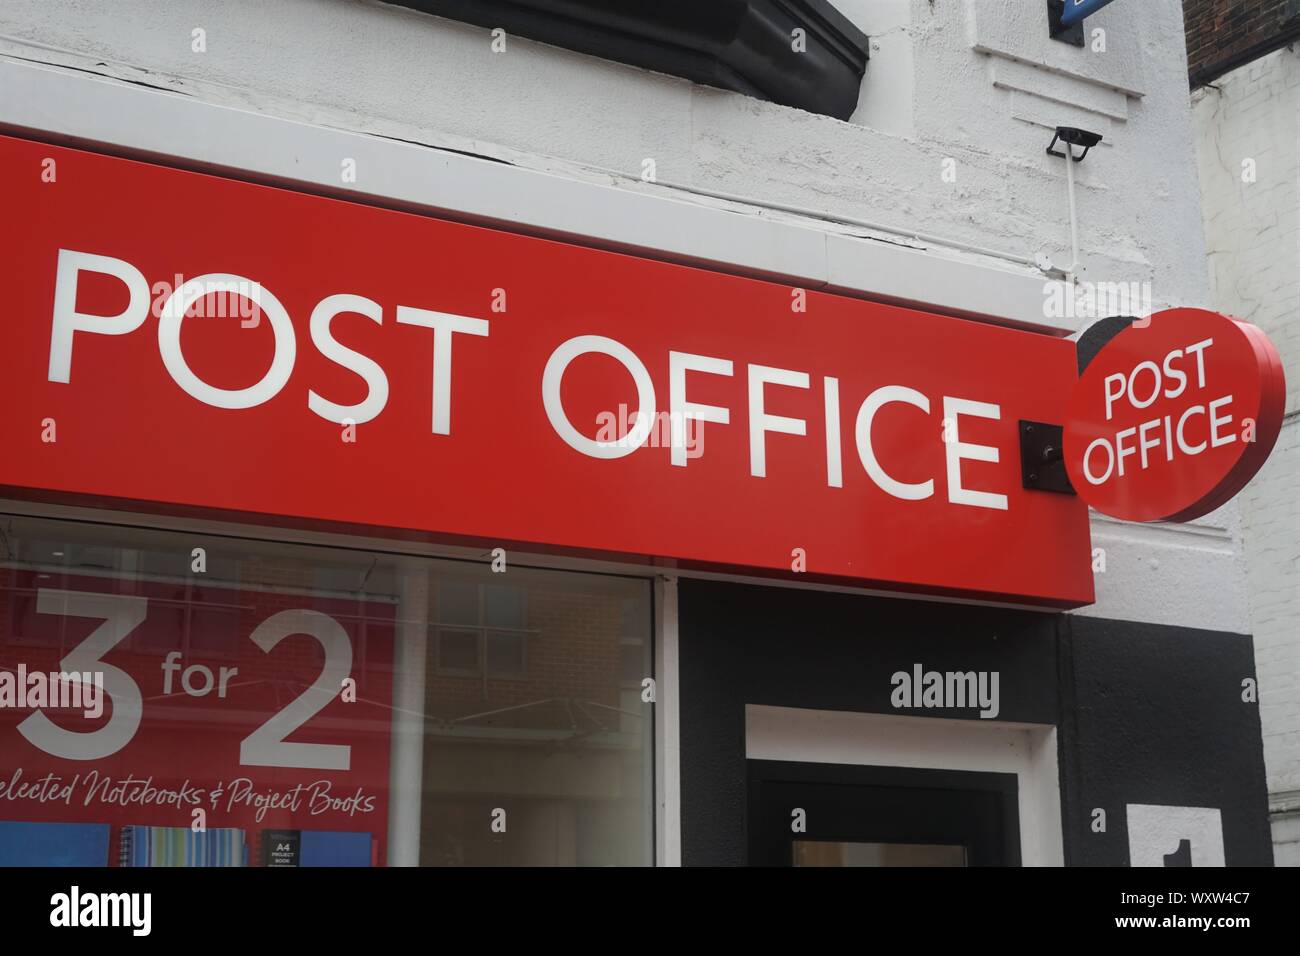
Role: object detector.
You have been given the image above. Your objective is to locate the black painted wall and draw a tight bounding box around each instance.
[677,579,1272,866]
[1061,616,1273,865]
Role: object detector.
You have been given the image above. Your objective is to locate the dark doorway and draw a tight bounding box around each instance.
[747,760,1021,866]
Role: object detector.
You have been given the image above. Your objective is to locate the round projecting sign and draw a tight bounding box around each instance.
[1064,308,1285,522]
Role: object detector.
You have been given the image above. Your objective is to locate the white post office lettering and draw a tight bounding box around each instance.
[49,250,1013,510]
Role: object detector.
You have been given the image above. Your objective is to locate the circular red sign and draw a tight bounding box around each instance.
[1064,308,1285,522]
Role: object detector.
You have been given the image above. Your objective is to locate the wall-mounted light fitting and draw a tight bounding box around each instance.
[1047,127,1103,163]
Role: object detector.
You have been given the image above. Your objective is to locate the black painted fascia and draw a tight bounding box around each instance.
[384,0,870,120]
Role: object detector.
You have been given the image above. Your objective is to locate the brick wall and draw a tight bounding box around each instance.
[1184,0,1300,86]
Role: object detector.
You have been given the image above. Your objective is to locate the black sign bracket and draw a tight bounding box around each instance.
[1020,420,1076,495]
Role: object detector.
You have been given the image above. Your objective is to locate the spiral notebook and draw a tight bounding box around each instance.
[119,825,247,867]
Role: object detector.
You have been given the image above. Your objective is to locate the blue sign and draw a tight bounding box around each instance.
[1060,0,1119,27]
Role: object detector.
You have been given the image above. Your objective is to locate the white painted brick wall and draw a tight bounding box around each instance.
[1194,47,1300,412]
[1274,812,1300,866]
[1245,420,1300,784]
[1192,45,1300,860]
[0,0,1212,318]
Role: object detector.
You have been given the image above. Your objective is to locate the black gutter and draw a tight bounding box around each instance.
[383,0,870,120]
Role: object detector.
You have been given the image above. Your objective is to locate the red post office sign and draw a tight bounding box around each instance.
[0,134,1094,607]
[1064,309,1285,522]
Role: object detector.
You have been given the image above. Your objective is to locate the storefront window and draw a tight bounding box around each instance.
[0,515,653,867]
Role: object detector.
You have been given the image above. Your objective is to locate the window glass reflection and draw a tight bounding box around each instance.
[0,515,652,867]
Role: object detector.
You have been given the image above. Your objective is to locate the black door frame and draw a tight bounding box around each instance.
[747,759,1022,866]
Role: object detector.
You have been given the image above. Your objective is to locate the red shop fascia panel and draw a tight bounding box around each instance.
[0,134,1094,608]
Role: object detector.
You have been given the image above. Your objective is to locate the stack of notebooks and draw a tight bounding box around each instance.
[120,825,248,867]
[0,822,374,866]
